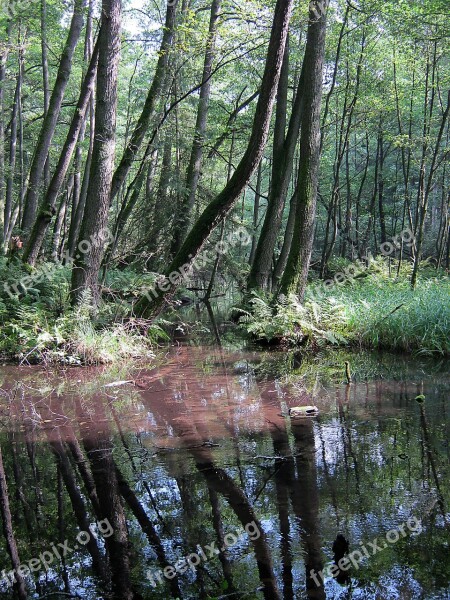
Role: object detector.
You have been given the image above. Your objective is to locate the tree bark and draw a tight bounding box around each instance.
[278,0,328,299]
[135,0,293,318]
[71,0,122,305]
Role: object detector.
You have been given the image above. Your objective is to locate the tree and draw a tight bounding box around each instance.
[23,39,99,266]
[247,37,306,292]
[21,0,86,233]
[171,0,222,254]
[135,0,294,318]
[70,0,122,304]
[278,0,328,299]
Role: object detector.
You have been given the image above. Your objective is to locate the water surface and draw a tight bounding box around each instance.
[0,342,448,599]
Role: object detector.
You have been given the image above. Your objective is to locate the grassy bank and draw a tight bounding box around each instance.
[0,258,166,364]
[1,255,448,363]
[240,262,450,356]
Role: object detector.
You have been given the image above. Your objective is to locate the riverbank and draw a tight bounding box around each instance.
[1,257,449,364]
[240,266,450,356]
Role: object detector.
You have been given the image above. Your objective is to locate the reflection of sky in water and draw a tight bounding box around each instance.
[0,346,448,598]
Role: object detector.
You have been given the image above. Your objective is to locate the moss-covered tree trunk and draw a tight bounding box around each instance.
[278,0,328,300]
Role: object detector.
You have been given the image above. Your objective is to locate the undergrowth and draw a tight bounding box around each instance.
[0,258,167,365]
[239,261,450,356]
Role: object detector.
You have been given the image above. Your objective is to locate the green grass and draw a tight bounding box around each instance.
[0,258,167,365]
[324,275,449,355]
[241,263,450,356]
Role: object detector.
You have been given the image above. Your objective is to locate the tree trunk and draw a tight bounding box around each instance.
[71,0,122,305]
[109,0,178,205]
[0,25,10,247]
[51,185,69,261]
[278,0,328,299]
[135,0,294,318]
[249,160,263,266]
[273,186,297,289]
[41,0,51,190]
[248,37,308,292]
[21,0,86,233]
[23,40,99,265]
[247,33,290,290]
[411,89,450,287]
[171,0,222,253]
[67,90,95,259]
[4,42,21,245]
[378,129,387,244]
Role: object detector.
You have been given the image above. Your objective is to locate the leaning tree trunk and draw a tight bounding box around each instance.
[21,0,86,233]
[278,0,328,300]
[135,0,294,318]
[109,0,178,205]
[171,0,222,254]
[70,0,122,305]
[23,40,99,265]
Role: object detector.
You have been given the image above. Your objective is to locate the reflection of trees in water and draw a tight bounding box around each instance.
[0,443,27,599]
[78,400,139,600]
[192,449,281,599]
[0,356,448,599]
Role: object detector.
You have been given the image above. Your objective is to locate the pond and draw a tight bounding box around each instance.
[0,334,449,599]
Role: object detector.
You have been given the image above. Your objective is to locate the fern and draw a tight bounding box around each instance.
[240,291,348,348]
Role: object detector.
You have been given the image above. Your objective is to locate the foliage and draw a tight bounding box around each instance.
[0,259,166,365]
[240,267,450,355]
[238,290,349,348]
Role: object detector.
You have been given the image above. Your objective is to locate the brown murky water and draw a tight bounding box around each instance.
[0,343,449,599]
